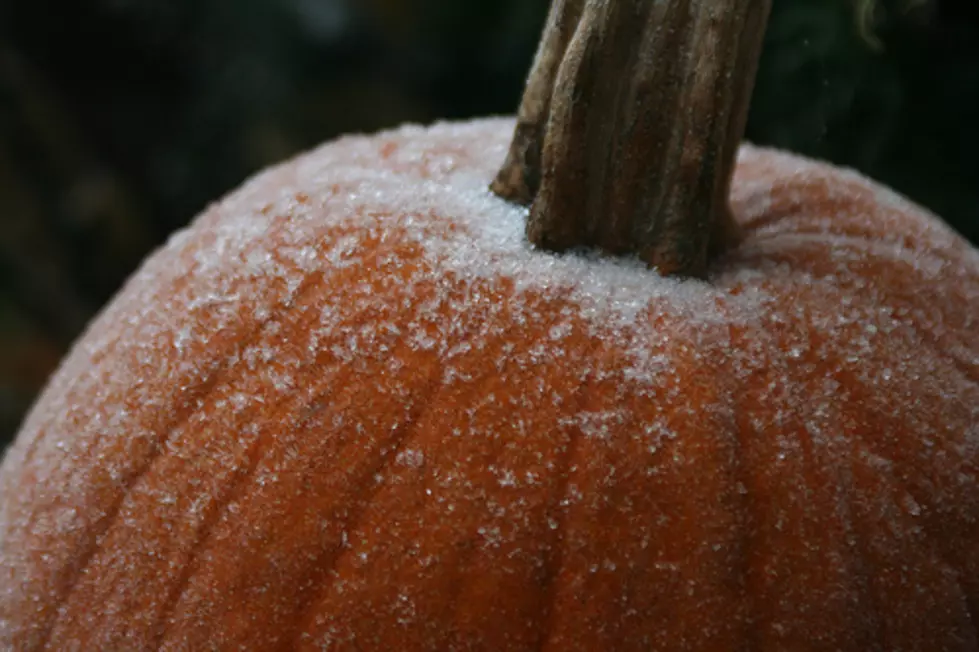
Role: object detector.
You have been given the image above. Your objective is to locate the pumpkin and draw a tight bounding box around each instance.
[2,1,978,650]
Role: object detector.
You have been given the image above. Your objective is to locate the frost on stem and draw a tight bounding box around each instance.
[492,0,772,278]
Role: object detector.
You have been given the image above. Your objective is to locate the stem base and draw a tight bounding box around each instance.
[492,0,771,277]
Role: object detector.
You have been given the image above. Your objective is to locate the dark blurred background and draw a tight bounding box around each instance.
[1,0,977,447]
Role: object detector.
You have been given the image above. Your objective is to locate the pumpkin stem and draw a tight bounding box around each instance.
[491,0,772,277]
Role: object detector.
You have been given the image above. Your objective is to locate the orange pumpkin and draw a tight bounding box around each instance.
[2,2,978,651]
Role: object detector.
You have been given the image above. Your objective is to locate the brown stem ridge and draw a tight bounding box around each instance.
[491,0,772,277]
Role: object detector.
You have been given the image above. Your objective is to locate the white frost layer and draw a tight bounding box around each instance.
[1,118,977,650]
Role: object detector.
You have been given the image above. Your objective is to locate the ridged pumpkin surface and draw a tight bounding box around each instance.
[1,118,978,651]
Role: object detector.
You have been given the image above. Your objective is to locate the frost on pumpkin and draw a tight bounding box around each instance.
[0,119,976,651]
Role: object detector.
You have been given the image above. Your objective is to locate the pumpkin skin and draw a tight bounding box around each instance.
[0,118,978,651]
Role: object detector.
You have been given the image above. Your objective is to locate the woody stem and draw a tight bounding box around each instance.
[491,0,771,277]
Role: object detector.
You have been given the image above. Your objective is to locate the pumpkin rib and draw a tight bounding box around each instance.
[8,273,173,476]
[530,435,581,650]
[5,203,331,649]
[888,481,978,645]
[0,276,220,649]
[726,235,979,389]
[528,321,749,648]
[432,292,595,647]
[730,382,776,650]
[36,257,354,649]
[732,149,976,269]
[290,283,591,647]
[59,230,441,649]
[411,354,544,644]
[282,278,506,644]
[147,254,410,647]
[528,341,607,650]
[840,424,900,647]
[285,360,448,647]
[9,226,230,507]
[738,379,860,646]
[734,231,974,281]
[847,440,900,648]
[30,356,233,651]
[815,427,885,647]
[856,463,975,648]
[10,298,180,549]
[834,366,978,647]
[726,357,766,648]
[766,219,973,262]
[155,246,495,647]
[536,433,598,650]
[735,190,940,247]
[426,309,568,643]
[148,350,374,648]
[644,348,752,650]
[722,294,944,648]
[798,390,876,647]
[836,368,979,643]
[438,293,606,648]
